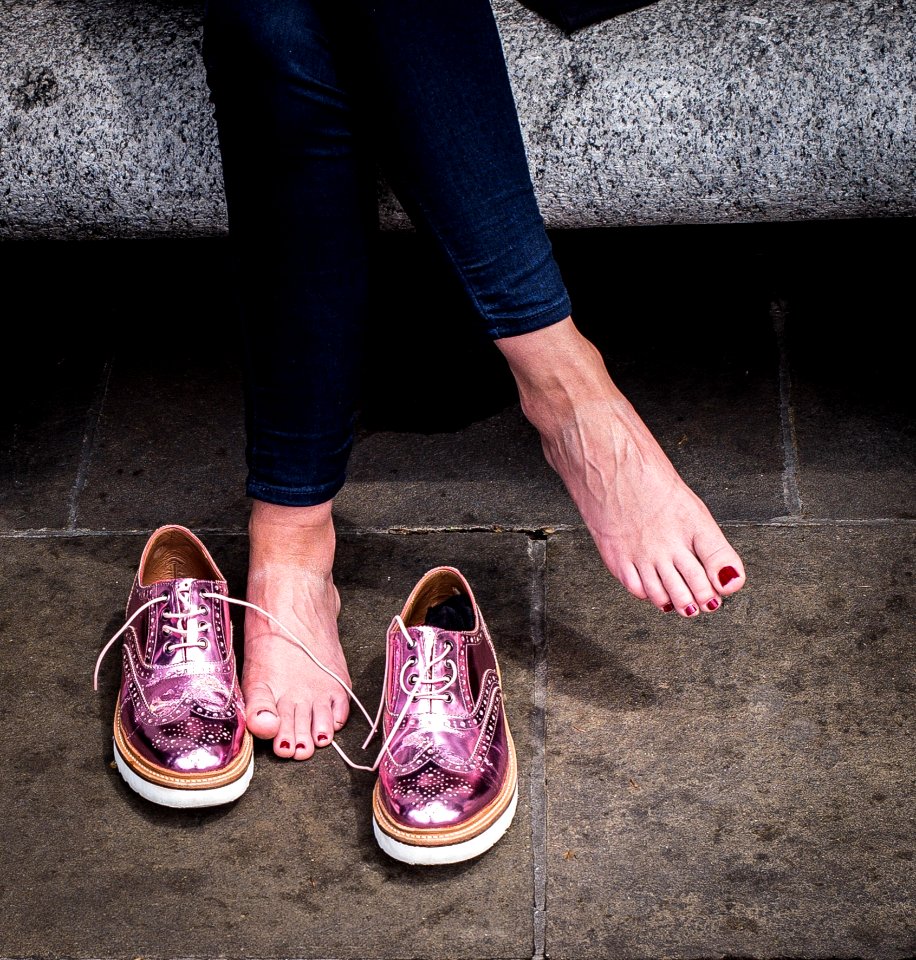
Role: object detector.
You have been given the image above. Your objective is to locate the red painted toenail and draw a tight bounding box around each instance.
[662,602,674,613]
[706,598,720,611]
[317,734,329,744]
[279,740,290,750]
[296,742,306,750]
[684,604,698,616]
[719,566,739,586]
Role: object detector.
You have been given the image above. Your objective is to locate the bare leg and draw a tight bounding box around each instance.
[242,500,351,758]
[498,318,746,616]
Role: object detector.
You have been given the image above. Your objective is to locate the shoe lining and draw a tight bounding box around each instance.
[403,571,469,628]
[140,529,218,584]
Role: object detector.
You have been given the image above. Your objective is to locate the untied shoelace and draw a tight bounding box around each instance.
[94,588,458,772]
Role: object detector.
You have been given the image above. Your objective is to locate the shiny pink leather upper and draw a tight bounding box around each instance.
[118,575,247,773]
[376,581,512,831]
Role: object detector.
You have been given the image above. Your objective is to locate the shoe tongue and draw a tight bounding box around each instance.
[156,576,223,607]
[406,624,452,655]
[150,578,220,666]
[402,625,459,718]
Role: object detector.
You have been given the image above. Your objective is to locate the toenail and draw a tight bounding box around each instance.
[662,602,674,613]
[279,740,290,749]
[684,604,698,617]
[257,709,277,718]
[296,742,306,750]
[706,598,720,611]
[719,566,739,586]
[317,733,329,744]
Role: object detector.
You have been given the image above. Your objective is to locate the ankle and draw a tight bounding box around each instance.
[249,498,333,532]
[496,317,608,413]
[248,498,336,575]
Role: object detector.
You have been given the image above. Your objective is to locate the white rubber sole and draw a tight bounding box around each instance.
[113,740,254,809]
[373,786,518,866]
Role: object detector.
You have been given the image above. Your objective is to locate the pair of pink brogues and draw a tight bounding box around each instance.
[95,525,517,867]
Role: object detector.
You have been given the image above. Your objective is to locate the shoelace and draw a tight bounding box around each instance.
[399,630,457,702]
[162,580,210,652]
[94,590,458,773]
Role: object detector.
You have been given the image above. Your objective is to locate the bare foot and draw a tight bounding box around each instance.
[243,499,351,759]
[497,318,746,617]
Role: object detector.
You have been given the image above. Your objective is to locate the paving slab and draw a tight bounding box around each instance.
[786,278,915,520]
[75,353,783,534]
[0,531,536,959]
[0,349,109,530]
[338,236,786,530]
[545,527,915,959]
[75,353,250,531]
[67,230,785,533]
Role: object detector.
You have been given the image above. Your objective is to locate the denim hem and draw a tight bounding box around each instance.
[246,473,346,507]
[485,296,573,340]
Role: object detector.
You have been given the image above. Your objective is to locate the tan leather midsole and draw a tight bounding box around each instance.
[114,708,253,790]
[373,724,517,848]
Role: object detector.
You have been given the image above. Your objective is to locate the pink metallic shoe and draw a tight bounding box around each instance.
[371,567,518,865]
[94,526,253,808]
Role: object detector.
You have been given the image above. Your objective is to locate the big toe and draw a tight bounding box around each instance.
[243,680,281,739]
[694,530,746,596]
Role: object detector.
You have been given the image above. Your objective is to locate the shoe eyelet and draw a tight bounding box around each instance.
[406,639,416,649]
[198,640,208,650]
[164,643,175,653]
[408,673,419,686]
[444,693,453,703]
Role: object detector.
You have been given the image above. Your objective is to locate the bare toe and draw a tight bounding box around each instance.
[619,563,650,602]
[694,529,746,596]
[674,551,721,614]
[244,679,281,739]
[331,695,350,731]
[274,698,298,757]
[294,704,315,760]
[657,564,699,618]
[634,564,673,612]
[311,704,335,748]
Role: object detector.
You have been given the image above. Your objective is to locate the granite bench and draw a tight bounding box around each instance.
[1,0,913,239]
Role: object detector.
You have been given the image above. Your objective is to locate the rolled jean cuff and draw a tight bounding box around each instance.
[245,473,346,507]
[485,294,573,340]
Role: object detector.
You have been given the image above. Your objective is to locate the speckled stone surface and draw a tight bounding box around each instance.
[0,531,537,959]
[545,527,916,958]
[2,0,913,238]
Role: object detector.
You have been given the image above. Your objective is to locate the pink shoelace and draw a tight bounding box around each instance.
[94,591,458,772]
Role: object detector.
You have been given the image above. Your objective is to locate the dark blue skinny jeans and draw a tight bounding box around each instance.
[203,0,572,506]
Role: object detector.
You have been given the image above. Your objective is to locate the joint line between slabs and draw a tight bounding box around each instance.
[526,537,548,960]
[2,517,915,540]
[66,357,113,530]
[772,299,802,517]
